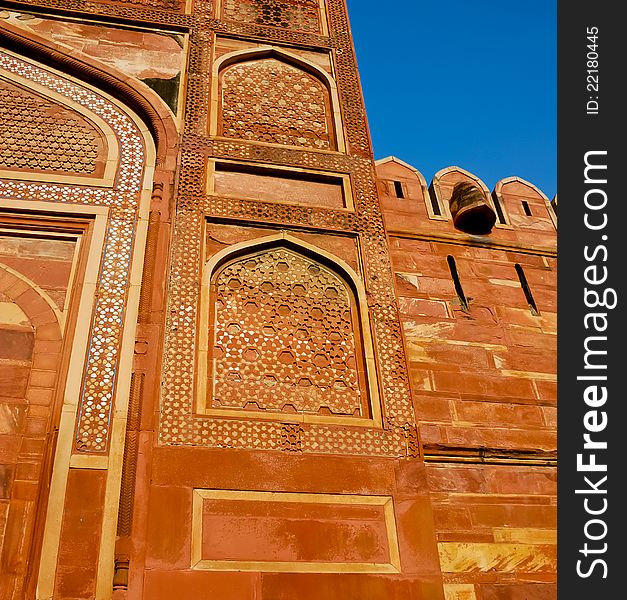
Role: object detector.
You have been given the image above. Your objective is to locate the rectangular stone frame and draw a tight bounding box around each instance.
[206,157,355,211]
[190,489,401,573]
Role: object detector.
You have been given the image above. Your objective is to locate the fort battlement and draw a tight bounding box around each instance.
[376,156,557,251]
[375,154,556,474]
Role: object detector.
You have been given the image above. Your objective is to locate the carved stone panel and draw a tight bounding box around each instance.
[209,247,368,418]
[220,58,334,149]
[222,0,322,34]
[0,78,106,176]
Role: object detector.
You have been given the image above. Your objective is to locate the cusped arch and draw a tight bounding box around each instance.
[199,233,380,425]
[211,46,345,152]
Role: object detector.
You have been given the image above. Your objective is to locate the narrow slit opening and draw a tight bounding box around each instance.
[515,263,539,315]
[491,191,507,224]
[428,184,442,216]
[447,255,469,311]
[522,200,533,216]
[393,180,405,198]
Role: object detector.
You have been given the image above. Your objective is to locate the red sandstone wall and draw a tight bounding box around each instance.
[0,2,557,599]
[377,158,557,600]
[0,232,78,598]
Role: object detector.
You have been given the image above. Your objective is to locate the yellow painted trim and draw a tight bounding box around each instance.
[206,157,216,195]
[443,583,477,600]
[319,0,330,37]
[69,455,109,470]
[191,489,400,573]
[61,234,82,330]
[499,369,556,381]
[36,406,77,600]
[437,541,557,574]
[193,561,400,574]
[175,34,190,127]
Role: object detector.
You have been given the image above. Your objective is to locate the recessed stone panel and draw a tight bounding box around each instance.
[213,163,348,210]
[191,490,400,573]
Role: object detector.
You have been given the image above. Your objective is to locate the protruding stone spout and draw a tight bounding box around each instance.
[449,182,497,234]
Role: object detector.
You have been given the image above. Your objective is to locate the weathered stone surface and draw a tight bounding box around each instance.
[0,4,556,599]
[438,542,556,574]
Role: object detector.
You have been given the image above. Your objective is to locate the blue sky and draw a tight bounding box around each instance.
[346,0,557,199]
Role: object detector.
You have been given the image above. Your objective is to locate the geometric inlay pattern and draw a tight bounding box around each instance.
[221,59,333,149]
[0,78,102,174]
[0,0,422,465]
[3,0,417,457]
[223,0,321,34]
[0,51,146,454]
[211,247,365,417]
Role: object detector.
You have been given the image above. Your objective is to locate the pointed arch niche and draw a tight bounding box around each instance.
[210,47,345,152]
[0,39,173,599]
[0,67,118,186]
[197,233,381,427]
[432,166,513,228]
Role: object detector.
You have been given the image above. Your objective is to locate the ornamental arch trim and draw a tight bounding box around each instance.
[197,232,382,427]
[210,45,346,152]
[0,44,168,598]
[0,47,155,453]
[0,22,178,166]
